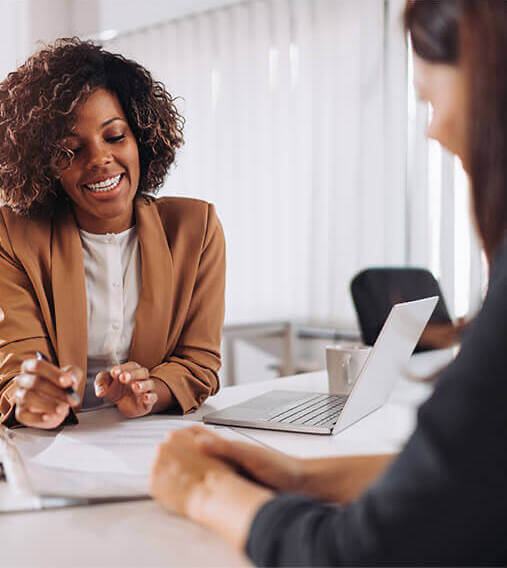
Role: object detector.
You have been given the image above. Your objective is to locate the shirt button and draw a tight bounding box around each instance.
[113,281,121,288]
[112,322,120,330]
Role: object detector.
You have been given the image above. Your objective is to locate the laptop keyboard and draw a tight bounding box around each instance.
[266,393,347,428]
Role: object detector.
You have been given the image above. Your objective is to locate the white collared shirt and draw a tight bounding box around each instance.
[79,227,141,410]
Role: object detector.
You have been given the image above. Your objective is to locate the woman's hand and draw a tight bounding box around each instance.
[187,425,306,492]
[150,428,234,516]
[14,358,81,429]
[94,361,174,418]
[188,426,394,503]
[150,428,273,549]
[419,317,467,349]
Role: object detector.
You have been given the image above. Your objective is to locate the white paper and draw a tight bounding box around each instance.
[30,408,252,477]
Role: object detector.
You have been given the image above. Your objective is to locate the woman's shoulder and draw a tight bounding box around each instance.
[0,206,51,254]
[152,195,214,218]
[147,195,219,235]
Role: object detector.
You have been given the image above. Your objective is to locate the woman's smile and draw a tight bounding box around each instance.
[82,173,124,193]
[58,88,141,233]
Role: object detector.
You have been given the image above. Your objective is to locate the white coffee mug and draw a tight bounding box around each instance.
[326,344,372,395]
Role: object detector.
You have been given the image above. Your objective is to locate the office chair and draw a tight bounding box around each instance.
[350,267,453,352]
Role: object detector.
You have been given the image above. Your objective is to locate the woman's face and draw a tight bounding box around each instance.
[58,88,140,233]
[413,55,468,169]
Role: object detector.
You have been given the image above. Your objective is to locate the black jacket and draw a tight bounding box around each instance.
[247,237,507,566]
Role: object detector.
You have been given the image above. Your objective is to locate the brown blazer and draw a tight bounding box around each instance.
[0,196,226,426]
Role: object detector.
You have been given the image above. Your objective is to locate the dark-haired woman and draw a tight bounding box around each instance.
[0,39,225,429]
[150,1,507,564]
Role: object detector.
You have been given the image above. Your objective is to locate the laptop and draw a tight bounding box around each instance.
[204,296,438,435]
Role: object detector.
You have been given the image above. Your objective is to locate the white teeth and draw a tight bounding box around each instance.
[84,174,122,193]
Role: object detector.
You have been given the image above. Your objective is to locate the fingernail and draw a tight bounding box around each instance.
[60,375,71,387]
[133,382,141,392]
[68,392,80,405]
[42,414,51,421]
[23,359,37,372]
[95,386,104,396]
[112,368,120,377]
[18,375,35,389]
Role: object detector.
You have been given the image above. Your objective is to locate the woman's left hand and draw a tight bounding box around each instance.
[94,361,173,418]
[150,428,274,549]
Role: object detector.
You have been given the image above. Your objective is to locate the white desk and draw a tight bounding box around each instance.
[0,349,453,567]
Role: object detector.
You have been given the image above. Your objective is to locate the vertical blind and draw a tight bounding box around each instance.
[105,0,482,327]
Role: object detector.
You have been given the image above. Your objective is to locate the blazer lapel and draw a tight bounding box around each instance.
[51,209,88,400]
[129,198,173,369]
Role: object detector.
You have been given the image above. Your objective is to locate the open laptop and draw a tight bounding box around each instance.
[204,296,438,435]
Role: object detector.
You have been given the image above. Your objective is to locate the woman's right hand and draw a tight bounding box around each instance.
[14,357,81,429]
[187,426,306,493]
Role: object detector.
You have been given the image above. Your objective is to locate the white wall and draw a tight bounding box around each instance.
[71,0,246,38]
[0,0,30,77]
[0,0,246,79]
[106,0,408,328]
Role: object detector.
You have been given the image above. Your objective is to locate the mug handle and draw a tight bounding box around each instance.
[343,352,354,385]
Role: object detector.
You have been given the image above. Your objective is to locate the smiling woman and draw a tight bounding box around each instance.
[0,38,226,429]
[58,89,141,234]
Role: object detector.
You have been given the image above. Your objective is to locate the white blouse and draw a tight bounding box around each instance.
[79,227,142,410]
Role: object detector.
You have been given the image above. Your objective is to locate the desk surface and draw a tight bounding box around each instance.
[0,349,453,567]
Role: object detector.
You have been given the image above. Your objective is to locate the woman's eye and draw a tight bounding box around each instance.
[107,134,126,143]
[70,147,82,155]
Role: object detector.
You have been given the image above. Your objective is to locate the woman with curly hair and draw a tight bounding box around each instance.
[0,38,225,429]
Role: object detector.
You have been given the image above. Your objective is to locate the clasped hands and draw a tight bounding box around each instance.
[15,358,169,429]
[149,426,300,546]
[149,426,392,548]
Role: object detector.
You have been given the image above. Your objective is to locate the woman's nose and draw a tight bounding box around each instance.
[87,143,113,169]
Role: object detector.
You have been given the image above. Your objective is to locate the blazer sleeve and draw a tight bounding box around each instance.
[0,216,54,426]
[149,204,226,414]
[247,242,507,566]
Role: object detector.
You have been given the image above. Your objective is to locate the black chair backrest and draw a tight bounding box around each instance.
[350,267,452,352]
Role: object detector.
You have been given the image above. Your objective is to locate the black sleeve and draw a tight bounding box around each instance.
[247,242,507,567]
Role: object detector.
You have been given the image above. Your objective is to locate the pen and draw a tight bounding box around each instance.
[35,351,79,402]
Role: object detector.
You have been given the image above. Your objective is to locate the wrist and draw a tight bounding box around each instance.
[150,377,176,413]
[294,458,315,493]
[187,470,274,549]
[286,456,309,492]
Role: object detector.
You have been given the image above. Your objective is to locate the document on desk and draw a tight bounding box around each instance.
[7,408,253,500]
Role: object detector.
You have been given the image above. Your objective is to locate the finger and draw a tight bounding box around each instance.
[121,366,149,384]
[16,388,69,416]
[16,374,79,407]
[110,361,141,381]
[163,428,197,447]
[21,358,74,389]
[131,378,156,394]
[15,404,67,429]
[196,430,260,470]
[142,392,158,411]
[15,405,44,427]
[60,365,83,389]
[94,371,113,397]
[195,429,233,456]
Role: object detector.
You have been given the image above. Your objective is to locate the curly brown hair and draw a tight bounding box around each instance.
[0,37,184,216]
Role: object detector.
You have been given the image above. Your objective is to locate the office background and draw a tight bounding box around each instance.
[0,0,485,383]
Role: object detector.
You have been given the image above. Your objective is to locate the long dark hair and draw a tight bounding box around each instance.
[404,0,507,263]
